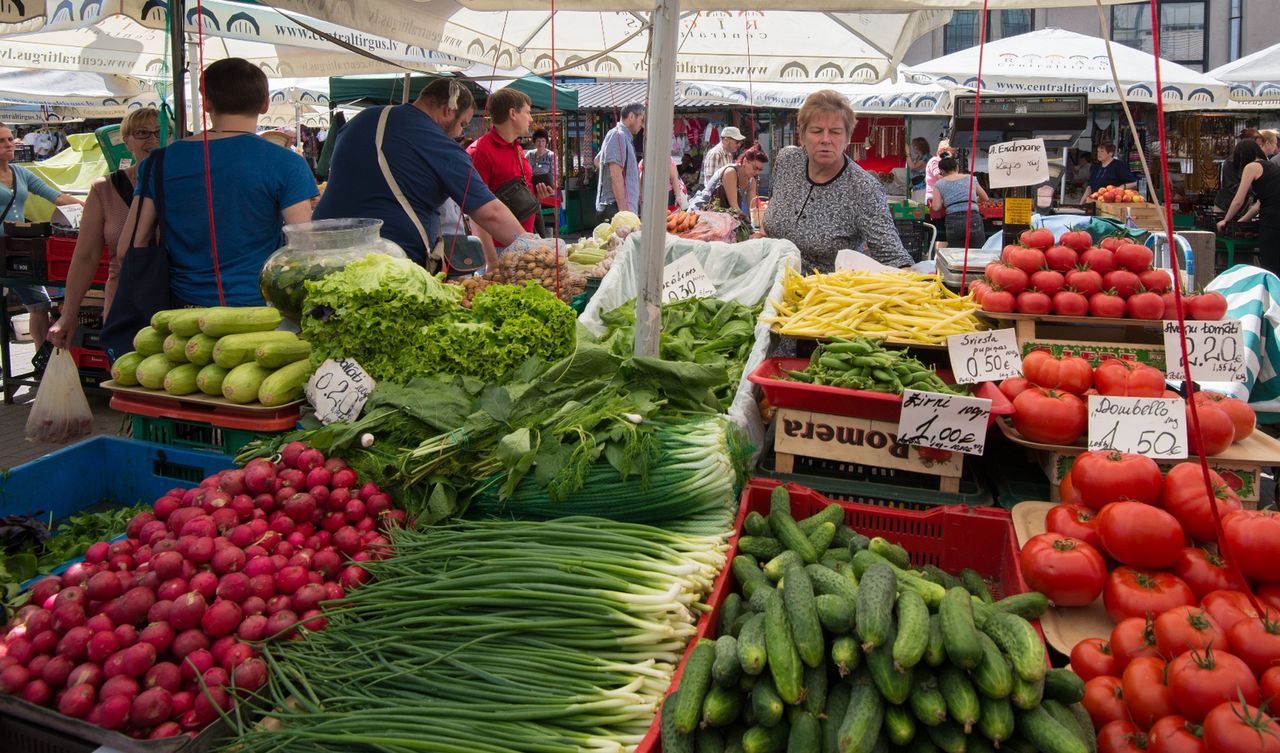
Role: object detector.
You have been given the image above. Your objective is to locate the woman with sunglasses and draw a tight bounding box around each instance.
[49,109,163,348]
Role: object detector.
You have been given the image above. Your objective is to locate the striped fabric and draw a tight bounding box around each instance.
[1204,264,1280,422]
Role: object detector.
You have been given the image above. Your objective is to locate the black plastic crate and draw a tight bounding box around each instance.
[894,220,935,262]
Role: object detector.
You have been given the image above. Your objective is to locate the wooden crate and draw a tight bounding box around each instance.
[1096,201,1165,232]
[980,312,1166,370]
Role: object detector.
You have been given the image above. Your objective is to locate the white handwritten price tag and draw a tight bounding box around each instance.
[1088,396,1187,459]
[661,254,717,302]
[1162,320,1247,382]
[947,329,1023,384]
[987,138,1050,189]
[897,389,992,455]
[306,358,375,425]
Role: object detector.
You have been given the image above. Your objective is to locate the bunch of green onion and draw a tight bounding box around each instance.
[228,518,731,753]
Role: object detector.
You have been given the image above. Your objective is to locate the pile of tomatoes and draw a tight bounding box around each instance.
[999,351,1256,451]
[971,228,1228,321]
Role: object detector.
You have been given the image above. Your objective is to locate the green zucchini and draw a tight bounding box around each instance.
[197,306,282,337]
[939,587,983,669]
[166,308,210,337]
[855,563,896,652]
[109,352,143,386]
[258,359,312,407]
[133,327,167,357]
[254,338,311,369]
[162,363,200,395]
[196,363,229,397]
[150,308,183,334]
[184,333,218,366]
[674,639,716,733]
[162,333,190,363]
[135,353,177,389]
[222,362,273,404]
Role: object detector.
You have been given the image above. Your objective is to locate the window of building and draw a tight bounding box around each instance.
[1112,1,1207,71]
[943,11,982,55]
[998,10,1034,39]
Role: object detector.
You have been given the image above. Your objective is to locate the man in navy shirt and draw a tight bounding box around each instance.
[1088,143,1138,195]
[314,78,525,270]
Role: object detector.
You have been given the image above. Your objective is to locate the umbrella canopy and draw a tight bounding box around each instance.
[676,74,952,114]
[0,69,148,107]
[1208,43,1280,109]
[908,28,1228,110]
[330,68,579,111]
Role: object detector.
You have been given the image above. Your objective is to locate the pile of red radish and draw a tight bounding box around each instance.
[971,228,1228,321]
[0,441,401,740]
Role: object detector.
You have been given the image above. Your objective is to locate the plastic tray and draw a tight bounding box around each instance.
[108,389,301,429]
[749,357,1014,423]
[45,236,109,286]
[69,346,109,373]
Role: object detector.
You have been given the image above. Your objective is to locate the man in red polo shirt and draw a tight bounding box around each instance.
[468,88,554,257]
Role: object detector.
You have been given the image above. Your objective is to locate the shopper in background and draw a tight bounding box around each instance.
[48,108,163,349]
[1218,139,1280,272]
[1257,130,1279,163]
[924,139,951,207]
[596,103,645,221]
[690,144,768,214]
[467,88,553,259]
[315,78,525,269]
[929,155,990,250]
[1216,129,1263,212]
[700,125,744,188]
[526,128,557,189]
[0,123,83,351]
[1087,143,1137,195]
[907,137,929,195]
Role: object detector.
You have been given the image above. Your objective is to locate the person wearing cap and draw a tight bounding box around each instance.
[700,126,744,188]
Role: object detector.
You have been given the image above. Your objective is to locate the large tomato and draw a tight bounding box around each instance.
[1096,502,1186,569]
[1124,656,1179,729]
[1154,606,1230,659]
[1187,292,1228,322]
[1161,464,1242,543]
[1019,533,1107,607]
[1091,290,1130,318]
[1054,289,1091,316]
[1070,450,1163,510]
[1004,244,1047,274]
[1023,350,1094,393]
[1171,548,1247,600]
[1045,502,1102,549]
[982,289,1016,313]
[1084,246,1119,274]
[1067,267,1105,297]
[999,377,1031,402]
[1045,245,1080,272]
[1031,269,1066,296]
[1193,392,1255,443]
[1167,647,1261,722]
[1085,676,1130,731]
[1226,614,1280,678]
[1095,359,1168,398]
[1221,510,1280,582]
[1148,716,1207,753]
[1059,472,1084,506]
[1186,402,1236,456]
[1099,720,1149,753]
[1263,666,1280,703]
[1112,616,1161,672]
[1202,590,1262,633]
[1012,388,1088,445]
[1061,229,1094,252]
[1140,268,1174,294]
[1116,242,1156,273]
[1017,289,1053,315]
[1105,269,1142,298]
[1020,227,1055,250]
[1072,637,1120,682]
[1104,568,1196,622]
[1260,585,1280,612]
[1202,700,1280,753]
[988,263,1029,294]
[1128,291,1167,321]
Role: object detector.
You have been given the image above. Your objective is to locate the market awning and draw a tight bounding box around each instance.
[675,74,952,114]
[330,72,578,112]
[1207,42,1280,109]
[563,81,737,109]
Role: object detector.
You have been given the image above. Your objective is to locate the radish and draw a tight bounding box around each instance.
[229,495,255,522]
[55,627,91,660]
[166,507,205,535]
[83,542,111,565]
[229,524,255,550]
[236,615,268,642]
[107,587,156,627]
[323,457,347,473]
[171,689,195,717]
[247,574,276,601]
[201,601,242,638]
[120,642,157,677]
[286,532,307,550]
[185,536,215,564]
[145,662,181,693]
[67,662,103,689]
[274,566,308,596]
[99,674,139,699]
[230,657,266,693]
[268,554,288,572]
[52,602,86,633]
[331,468,357,490]
[341,565,370,588]
[304,467,331,490]
[328,487,351,511]
[29,629,59,656]
[295,449,324,472]
[216,572,251,603]
[344,499,367,523]
[188,572,218,601]
[150,721,182,739]
[280,441,308,470]
[180,650,214,683]
[132,686,173,727]
[287,549,313,570]
[365,494,392,517]
[321,512,346,533]
[0,664,30,693]
[309,485,330,508]
[253,493,276,515]
[131,569,160,593]
[269,513,296,538]
[355,517,377,534]
[108,539,135,557]
[210,635,237,665]
[277,468,305,490]
[168,592,207,632]
[147,600,173,624]
[133,545,153,566]
[151,551,184,580]
[29,577,60,606]
[107,553,135,571]
[112,624,138,649]
[193,685,230,724]
[157,577,188,602]
[85,613,114,633]
[243,459,277,495]
[311,549,342,579]
[40,655,73,688]
[333,527,361,555]
[324,582,344,602]
[27,655,49,677]
[58,682,96,718]
[23,608,54,636]
[139,622,175,655]
[358,483,381,502]
[210,507,239,534]
[211,545,246,575]
[87,630,122,663]
[218,469,247,496]
[243,557,276,578]
[153,495,181,521]
[95,694,131,730]
[299,609,327,632]
[265,595,292,615]
[265,610,299,640]
[240,597,267,617]
[20,678,51,705]
[53,585,87,609]
[291,583,327,614]
[202,667,229,690]
[170,629,209,660]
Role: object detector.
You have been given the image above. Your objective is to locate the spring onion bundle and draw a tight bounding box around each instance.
[229,518,731,753]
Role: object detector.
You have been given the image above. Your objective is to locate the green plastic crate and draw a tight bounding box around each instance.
[128,414,262,457]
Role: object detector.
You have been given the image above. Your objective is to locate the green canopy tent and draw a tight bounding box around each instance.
[328,71,578,112]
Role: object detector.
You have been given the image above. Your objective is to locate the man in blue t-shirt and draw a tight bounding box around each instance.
[596,103,645,220]
[313,78,526,270]
[125,58,317,307]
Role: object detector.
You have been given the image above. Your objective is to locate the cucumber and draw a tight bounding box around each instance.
[1015,706,1088,753]
[167,308,211,337]
[769,487,818,564]
[884,703,917,746]
[990,591,1050,619]
[697,728,726,753]
[662,688,695,753]
[1010,671,1045,710]
[815,594,856,634]
[1042,699,1095,753]
[802,663,827,716]
[851,550,946,607]
[1069,703,1099,753]
[837,674,883,753]
[892,591,929,671]
[806,522,837,554]
[163,363,200,395]
[782,564,824,669]
[923,720,966,753]
[788,711,821,753]
[1001,738,1039,753]
[978,695,1016,747]
[258,359,312,407]
[733,556,772,600]
[741,536,786,563]
[135,353,177,389]
[133,326,167,357]
[982,611,1046,683]
[855,563,896,652]
[763,590,804,704]
[908,673,947,727]
[797,502,844,534]
[1044,668,1087,704]
[702,684,743,728]
[868,537,911,569]
[674,639,716,733]
[764,550,804,582]
[966,735,998,753]
[162,333,190,363]
[751,675,785,727]
[725,729,745,753]
[937,665,980,734]
[222,362,273,404]
[729,613,752,640]
[722,594,744,637]
[821,682,852,753]
[923,614,946,667]
[150,309,183,334]
[847,534,871,555]
[184,333,218,366]
[921,565,961,590]
[805,564,859,602]
[832,525,856,549]
[971,632,1014,699]
[198,306,282,337]
[865,631,912,705]
[744,511,770,537]
[961,568,994,603]
[742,723,788,753]
[713,635,742,688]
[906,737,942,753]
[749,583,775,613]
[254,338,311,369]
[196,363,229,397]
[939,587,983,669]
[831,636,860,677]
[110,352,144,386]
[211,331,298,369]
[825,547,851,563]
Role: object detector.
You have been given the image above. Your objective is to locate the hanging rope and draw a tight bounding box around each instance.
[549,0,560,298]
[958,0,992,294]
[193,0,226,306]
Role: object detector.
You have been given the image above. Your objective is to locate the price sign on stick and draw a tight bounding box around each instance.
[307,358,375,425]
[987,138,1050,189]
[897,390,992,455]
[947,329,1023,384]
[661,255,717,302]
[1088,396,1188,459]
[1162,320,1247,382]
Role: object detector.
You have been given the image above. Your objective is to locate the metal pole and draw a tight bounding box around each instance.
[1060,146,1068,204]
[402,73,411,104]
[170,0,187,138]
[295,103,303,149]
[633,0,680,358]
[187,41,202,132]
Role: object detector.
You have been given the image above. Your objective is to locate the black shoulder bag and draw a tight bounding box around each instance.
[493,146,540,222]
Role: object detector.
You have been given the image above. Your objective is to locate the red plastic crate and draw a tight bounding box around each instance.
[109,392,300,431]
[45,236,109,286]
[69,346,110,373]
[635,477,1029,753]
[749,357,1014,423]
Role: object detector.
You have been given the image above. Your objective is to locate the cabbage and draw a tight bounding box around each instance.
[610,211,641,233]
[593,223,613,242]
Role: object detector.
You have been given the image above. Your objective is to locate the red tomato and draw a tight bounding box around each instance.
[1221,509,1280,582]
[1005,245,1047,274]
[1061,230,1094,253]
[1154,606,1230,659]
[982,289,1016,313]
[1186,402,1236,456]
[1084,246,1119,275]
[1105,269,1142,298]
[1192,392,1255,443]
[1140,268,1174,293]
[1100,720,1149,753]
[1059,472,1084,506]
[1148,716,1207,753]
[998,377,1031,402]
[1260,586,1280,613]
[1072,637,1120,682]
[1084,676,1130,731]
[1019,533,1108,607]
[1128,291,1167,320]
[1124,656,1178,729]
[1046,502,1102,549]
[1171,547,1247,600]
[1045,245,1080,272]
[1017,289,1053,315]
[1070,450,1163,510]
[1092,290,1129,318]
[1100,236,1125,251]
[988,263,1029,294]
[1112,616,1161,672]
[1053,289,1091,316]
[1262,666,1280,703]
[1116,242,1156,272]
[969,280,991,304]
[1012,388,1088,445]
[1023,349,1095,393]
[1020,227,1055,251]
[1096,502,1186,569]
[1161,464,1242,544]
[1202,590,1262,633]
[1068,267,1105,297]
[1104,568,1196,623]
[1031,269,1066,297]
[1187,292,1228,321]
[1162,292,1188,320]
[1202,700,1280,753]
[1168,647,1261,722]
[1094,359,1168,398]
[1226,614,1280,678]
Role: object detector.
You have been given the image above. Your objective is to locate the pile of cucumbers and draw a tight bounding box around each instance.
[109,306,312,407]
[661,485,1093,753]
[785,338,969,396]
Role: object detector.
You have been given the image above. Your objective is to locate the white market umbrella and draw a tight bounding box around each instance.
[908,28,1228,111]
[1208,42,1280,109]
[676,74,952,115]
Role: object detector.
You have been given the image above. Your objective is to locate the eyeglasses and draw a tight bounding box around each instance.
[129,129,162,140]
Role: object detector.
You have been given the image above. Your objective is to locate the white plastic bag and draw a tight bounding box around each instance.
[25,349,93,444]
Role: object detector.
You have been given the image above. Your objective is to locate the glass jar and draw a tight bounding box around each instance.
[260,218,405,322]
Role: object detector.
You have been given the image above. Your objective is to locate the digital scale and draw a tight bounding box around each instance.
[935,244,1001,291]
[949,95,1089,148]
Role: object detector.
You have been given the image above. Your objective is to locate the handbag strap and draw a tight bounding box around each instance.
[126,149,165,250]
[376,106,434,259]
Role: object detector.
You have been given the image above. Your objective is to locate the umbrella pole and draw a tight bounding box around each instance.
[634,0,680,358]
[170,0,187,138]
[295,103,303,149]
[187,41,202,132]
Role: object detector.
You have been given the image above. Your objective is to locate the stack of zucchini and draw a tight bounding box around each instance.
[661,485,1094,753]
[109,307,312,407]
